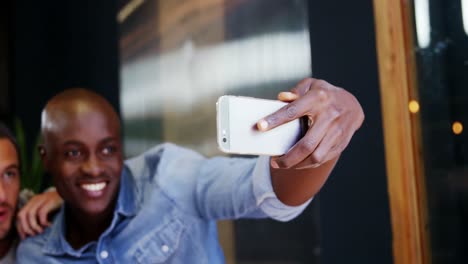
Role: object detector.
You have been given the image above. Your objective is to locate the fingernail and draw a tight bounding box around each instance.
[278,92,298,101]
[257,119,269,131]
[271,159,279,169]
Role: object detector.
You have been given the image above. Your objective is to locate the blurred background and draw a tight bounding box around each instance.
[1,0,467,263]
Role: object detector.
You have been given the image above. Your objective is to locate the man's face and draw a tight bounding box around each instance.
[44,111,123,217]
[0,139,20,240]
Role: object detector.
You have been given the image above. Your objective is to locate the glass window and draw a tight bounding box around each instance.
[412,0,468,262]
[119,0,317,263]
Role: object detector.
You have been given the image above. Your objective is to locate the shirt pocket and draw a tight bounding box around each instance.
[132,218,185,263]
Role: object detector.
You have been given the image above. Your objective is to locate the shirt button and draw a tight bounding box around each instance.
[161,245,169,253]
[100,250,109,259]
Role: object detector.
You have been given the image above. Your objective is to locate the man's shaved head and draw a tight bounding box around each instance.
[39,88,124,220]
[41,88,121,150]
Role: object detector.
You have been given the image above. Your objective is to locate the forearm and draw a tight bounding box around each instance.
[270,156,339,206]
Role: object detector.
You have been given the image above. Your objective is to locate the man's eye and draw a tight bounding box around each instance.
[102,146,116,156]
[66,150,81,158]
[4,170,18,179]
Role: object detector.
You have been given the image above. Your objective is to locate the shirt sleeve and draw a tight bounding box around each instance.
[145,143,310,222]
[252,156,313,222]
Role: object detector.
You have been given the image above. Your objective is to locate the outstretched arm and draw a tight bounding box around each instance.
[258,78,364,206]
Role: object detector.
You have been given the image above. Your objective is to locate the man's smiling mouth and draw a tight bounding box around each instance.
[81,182,107,192]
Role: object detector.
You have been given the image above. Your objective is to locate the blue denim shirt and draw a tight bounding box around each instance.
[17,143,311,263]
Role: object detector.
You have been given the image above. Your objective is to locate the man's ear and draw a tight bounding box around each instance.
[38,145,49,169]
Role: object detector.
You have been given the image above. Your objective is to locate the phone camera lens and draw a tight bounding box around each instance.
[223,138,227,143]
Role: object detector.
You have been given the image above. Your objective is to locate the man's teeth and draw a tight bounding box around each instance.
[81,182,106,192]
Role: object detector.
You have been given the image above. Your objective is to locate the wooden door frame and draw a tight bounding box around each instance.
[373,1,430,263]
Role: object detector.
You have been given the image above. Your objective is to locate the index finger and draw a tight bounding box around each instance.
[257,78,333,131]
[38,203,55,227]
[257,86,327,132]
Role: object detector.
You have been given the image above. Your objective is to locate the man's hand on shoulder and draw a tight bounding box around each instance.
[16,188,63,240]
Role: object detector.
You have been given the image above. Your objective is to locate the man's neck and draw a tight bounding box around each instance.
[65,202,116,250]
[0,231,15,259]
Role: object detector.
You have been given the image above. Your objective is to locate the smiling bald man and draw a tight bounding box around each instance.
[17,78,364,263]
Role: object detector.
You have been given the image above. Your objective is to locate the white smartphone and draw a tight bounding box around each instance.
[216,95,304,156]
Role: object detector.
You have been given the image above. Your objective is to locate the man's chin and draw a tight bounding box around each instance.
[68,192,118,218]
[0,225,12,240]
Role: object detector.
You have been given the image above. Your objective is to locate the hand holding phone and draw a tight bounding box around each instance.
[216,95,304,156]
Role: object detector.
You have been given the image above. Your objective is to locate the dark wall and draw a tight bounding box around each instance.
[13,0,120,150]
[309,1,393,263]
[0,0,12,123]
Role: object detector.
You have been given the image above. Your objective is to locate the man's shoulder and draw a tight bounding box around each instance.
[17,231,49,260]
[125,143,204,164]
[123,142,206,181]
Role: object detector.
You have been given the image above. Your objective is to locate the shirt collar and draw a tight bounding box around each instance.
[42,168,138,256]
[42,206,85,257]
[115,166,138,217]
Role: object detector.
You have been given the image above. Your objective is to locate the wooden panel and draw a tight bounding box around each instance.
[372,1,430,263]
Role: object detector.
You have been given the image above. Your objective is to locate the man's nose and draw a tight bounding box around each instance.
[81,155,104,177]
